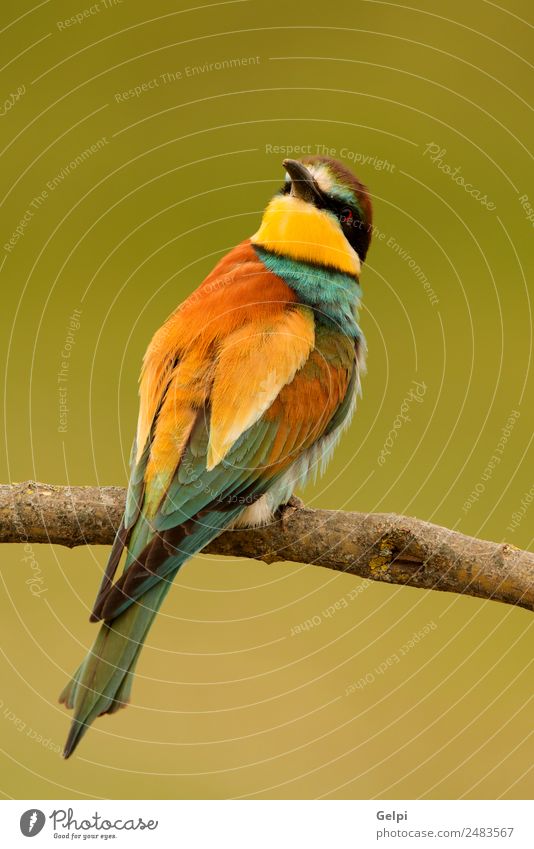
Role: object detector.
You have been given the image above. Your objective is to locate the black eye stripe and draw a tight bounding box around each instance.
[317,192,357,219]
[331,202,359,222]
[279,185,361,224]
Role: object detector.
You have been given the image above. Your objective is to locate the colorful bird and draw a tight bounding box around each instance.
[60,155,373,757]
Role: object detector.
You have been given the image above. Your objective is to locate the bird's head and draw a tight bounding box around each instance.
[252,156,372,277]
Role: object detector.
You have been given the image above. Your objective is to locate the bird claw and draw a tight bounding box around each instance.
[277,494,304,523]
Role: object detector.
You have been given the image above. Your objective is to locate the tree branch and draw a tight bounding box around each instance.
[1,481,532,612]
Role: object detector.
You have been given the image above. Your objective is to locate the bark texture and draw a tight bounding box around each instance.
[1,481,532,612]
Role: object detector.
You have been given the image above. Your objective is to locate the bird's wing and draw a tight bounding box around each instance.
[91,241,356,622]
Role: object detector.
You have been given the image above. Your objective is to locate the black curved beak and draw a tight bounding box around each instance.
[282,159,324,206]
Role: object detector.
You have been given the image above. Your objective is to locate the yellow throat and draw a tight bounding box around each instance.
[252,194,361,276]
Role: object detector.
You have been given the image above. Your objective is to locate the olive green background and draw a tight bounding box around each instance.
[1,0,532,800]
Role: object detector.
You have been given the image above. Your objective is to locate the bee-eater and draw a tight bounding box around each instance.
[60,155,373,757]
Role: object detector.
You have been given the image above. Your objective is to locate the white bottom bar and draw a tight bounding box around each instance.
[2,799,531,847]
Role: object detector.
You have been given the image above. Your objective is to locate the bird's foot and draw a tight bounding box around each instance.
[276,495,305,524]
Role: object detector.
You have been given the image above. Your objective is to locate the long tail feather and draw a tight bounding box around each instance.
[60,579,172,759]
[60,501,242,756]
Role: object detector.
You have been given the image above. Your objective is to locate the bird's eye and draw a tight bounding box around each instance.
[339,207,353,224]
